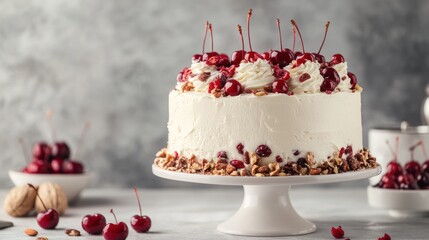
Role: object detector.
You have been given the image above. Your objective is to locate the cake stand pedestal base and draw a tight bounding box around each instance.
[217,185,315,236]
[153,165,381,237]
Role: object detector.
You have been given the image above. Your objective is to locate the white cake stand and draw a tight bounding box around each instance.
[153,165,381,237]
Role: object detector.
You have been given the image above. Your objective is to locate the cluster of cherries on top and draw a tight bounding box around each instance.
[177,9,358,96]
[22,141,84,174]
[375,140,429,190]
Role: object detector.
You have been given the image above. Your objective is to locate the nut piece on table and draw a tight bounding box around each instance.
[24,228,38,236]
[65,228,81,236]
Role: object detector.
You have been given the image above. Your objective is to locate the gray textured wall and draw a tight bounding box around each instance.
[0,0,427,188]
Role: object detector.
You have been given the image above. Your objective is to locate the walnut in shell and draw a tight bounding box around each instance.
[34,182,68,215]
[3,185,37,217]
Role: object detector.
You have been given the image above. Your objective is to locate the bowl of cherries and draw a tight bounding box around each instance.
[368,140,429,217]
[9,140,92,203]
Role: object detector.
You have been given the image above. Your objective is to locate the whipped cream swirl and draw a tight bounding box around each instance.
[233,59,275,89]
[175,61,220,92]
[285,61,324,94]
[332,62,352,92]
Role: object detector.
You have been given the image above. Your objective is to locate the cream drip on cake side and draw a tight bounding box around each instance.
[167,91,362,165]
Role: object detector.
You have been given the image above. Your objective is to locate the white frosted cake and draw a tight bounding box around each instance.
[155,15,378,176]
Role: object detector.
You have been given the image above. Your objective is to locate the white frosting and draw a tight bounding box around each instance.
[285,61,324,94]
[175,61,220,92]
[233,59,275,89]
[333,62,352,92]
[168,91,362,165]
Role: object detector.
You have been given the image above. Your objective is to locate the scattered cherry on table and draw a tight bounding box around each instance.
[103,209,129,240]
[130,187,152,233]
[28,184,59,229]
[82,213,107,235]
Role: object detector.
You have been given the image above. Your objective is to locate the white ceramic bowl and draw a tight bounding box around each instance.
[367,186,429,218]
[9,170,92,203]
[368,125,429,185]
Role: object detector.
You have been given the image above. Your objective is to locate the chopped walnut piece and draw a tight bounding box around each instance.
[250,152,260,165]
[251,165,259,176]
[198,72,211,82]
[226,164,236,174]
[181,81,194,92]
[310,168,322,175]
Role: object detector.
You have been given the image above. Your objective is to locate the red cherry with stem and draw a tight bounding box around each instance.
[28,184,59,229]
[281,48,295,66]
[51,141,71,159]
[231,24,246,66]
[270,19,288,67]
[82,213,107,235]
[290,20,306,53]
[405,161,421,178]
[272,80,288,94]
[218,53,231,67]
[386,161,403,176]
[347,72,358,89]
[244,9,262,62]
[224,79,242,96]
[63,160,84,174]
[406,142,422,177]
[330,54,345,65]
[103,209,129,240]
[331,226,345,239]
[296,53,315,67]
[33,142,52,162]
[321,67,340,85]
[131,188,151,233]
[313,21,330,64]
[203,23,219,63]
[50,158,64,174]
[193,21,209,62]
[27,159,51,174]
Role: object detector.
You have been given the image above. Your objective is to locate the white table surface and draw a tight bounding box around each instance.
[0,187,428,239]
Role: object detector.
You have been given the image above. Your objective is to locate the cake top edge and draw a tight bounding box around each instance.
[175,9,361,97]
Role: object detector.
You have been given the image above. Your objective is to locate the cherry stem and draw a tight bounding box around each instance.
[276,18,283,50]
[237,24,244,52]
[75,121,91,160]
[292,27,296,52]
[409,140,429,159]
[386,140,397,161]
[394,136,399,159]
[18,138,30,164]
[208,23,214,52]
[134,187,143,216]
[110,209,118,224]
[421,140,429,159]
[202,21,209,55]
[46,109,56,143]
[291,20,305,53]
[317,21,330,54]
[247,9,253,52]
[28,184,48,212]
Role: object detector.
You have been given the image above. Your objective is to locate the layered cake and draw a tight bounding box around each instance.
[154,10,378,176]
